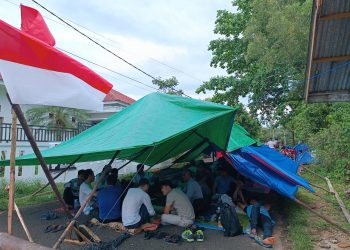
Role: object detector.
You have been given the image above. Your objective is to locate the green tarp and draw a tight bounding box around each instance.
[227,124,261,152]
[0,93,237,166]
[175,123,260,163]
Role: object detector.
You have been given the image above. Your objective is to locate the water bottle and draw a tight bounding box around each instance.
[74,199,79,209]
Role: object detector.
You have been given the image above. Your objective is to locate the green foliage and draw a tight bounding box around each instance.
[234,105,261,138]
[26,106,88,129]
[283,196,313,250]
[286,103,350,179]
[197,0,312,123]
[152,76,184,96]
[0,180,64,211]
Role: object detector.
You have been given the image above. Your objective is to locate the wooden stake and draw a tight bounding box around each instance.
[53,151,119,249]
[294,198,350,235]
[7,95,72,218]
[7,111,17,235]
[325,177,350,225]
[14,202,33,243]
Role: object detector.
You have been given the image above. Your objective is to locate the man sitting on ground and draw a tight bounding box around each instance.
[79,169,96,215]
[160,180,195,228]
[182,170,206,215]
[238,200,276,247]
[97,174,122,223]
[132,164,154,186]
[122,178,156,233]
[63,169,86,209]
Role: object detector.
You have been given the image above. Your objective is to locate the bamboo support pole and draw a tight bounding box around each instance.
[325,177,350,225]
[53,151,119,249]
[7,95,72,218]
[32,155,82,196]
[294,198,350,235]
[14,202,34,242]
[7,111,17,235]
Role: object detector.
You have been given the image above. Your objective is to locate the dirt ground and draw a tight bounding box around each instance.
[0,201,266,250]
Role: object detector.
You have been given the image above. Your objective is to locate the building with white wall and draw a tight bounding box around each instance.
[0,77,135,182]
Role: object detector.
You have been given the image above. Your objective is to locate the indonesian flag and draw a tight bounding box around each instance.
[0,5,113,111]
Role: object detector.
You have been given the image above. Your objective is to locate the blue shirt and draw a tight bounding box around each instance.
[215,175,235,194]
[97,185,122,221]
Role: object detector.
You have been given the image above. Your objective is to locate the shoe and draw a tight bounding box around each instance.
[181,229,194,242]
[196,229,204,242]
[262,236,276,246]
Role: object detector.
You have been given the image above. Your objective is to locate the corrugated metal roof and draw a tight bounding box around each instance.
[305,0,350,102]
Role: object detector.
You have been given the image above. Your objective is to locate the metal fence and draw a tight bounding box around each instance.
[0,122,92,142]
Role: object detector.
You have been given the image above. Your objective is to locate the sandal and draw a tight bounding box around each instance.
[144,230,157,240]
[40,211,58,220]
[51,225,66,233]
[165,234,181,244]
[154,231,169,239]
[44,225,56,233]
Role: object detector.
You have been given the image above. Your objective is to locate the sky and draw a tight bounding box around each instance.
[0,0,235,100]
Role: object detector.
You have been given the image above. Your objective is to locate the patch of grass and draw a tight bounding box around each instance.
[0,180,64,211]
[283,195,313,250]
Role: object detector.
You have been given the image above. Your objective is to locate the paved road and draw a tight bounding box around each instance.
[0,202,263,250]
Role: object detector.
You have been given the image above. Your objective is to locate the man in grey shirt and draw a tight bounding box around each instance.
[182,170,206,215]
[160,180,195,227]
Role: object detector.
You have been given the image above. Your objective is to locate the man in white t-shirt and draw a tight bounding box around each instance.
[79,169,95,215]
[266,138,275,149]
[122,178,155,232]
[160,180,195,228]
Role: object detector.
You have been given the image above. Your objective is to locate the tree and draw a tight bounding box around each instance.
[152,76,184,96]
[26,106,88,129]
[196,0,312,124]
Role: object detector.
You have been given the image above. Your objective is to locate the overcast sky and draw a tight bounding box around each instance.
[0,0,235,100]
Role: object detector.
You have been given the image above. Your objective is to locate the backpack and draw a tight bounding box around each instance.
[219,202,243,237]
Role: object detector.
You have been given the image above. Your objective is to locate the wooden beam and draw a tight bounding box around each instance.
[305,0,321,103]
[7,95,72,218]
[313,55,350,63]
[325,177,350,225]
[14,202,34,243]
[320,12,350,21]
[7,111,16,235]
[294,198,350,235]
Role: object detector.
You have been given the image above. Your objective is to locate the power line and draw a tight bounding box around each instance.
[57,47,159,92]
[30,0,190,98]
[8,0,204,83]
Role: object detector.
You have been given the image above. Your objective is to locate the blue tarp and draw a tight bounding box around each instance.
[228,145,315,198]
[294,143,315,165]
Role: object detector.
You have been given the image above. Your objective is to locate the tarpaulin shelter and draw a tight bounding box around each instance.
[228,146,315,198]
[175,123,260,163]
[0,93,237,167]
[294,143,315,165]
[173,123,314,198]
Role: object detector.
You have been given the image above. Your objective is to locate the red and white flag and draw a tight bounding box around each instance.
[0,5,113,111]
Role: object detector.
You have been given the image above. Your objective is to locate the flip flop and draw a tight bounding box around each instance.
[40,212,58,220]
[51,225,66,233]
[165,234,181,244]
[154,232,169,239]
[44,225,56,233]
[144,230,158,240]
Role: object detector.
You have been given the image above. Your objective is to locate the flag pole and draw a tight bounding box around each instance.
[6,94,72,218]
[7,110,16,235]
